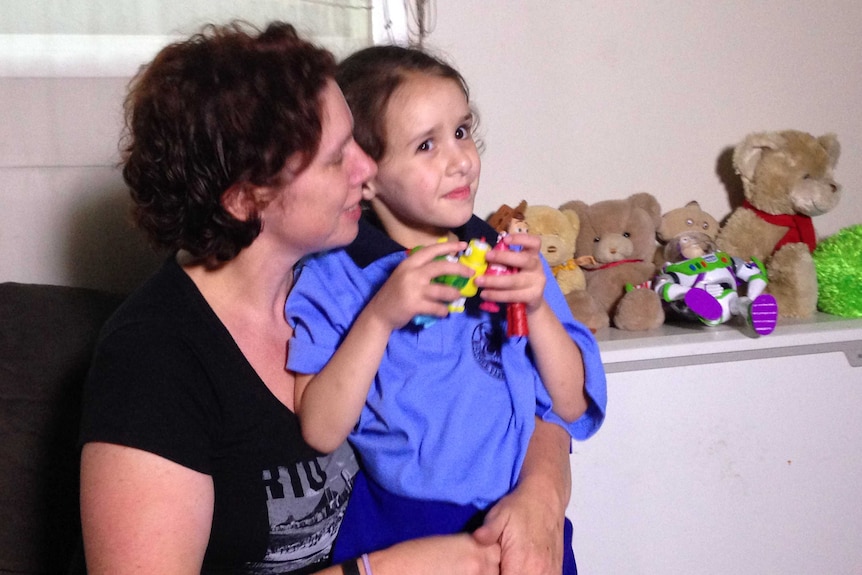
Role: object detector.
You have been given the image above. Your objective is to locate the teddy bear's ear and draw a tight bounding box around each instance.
[732,132,784,181]
[818,133,841,168]
[560,200,588,222]
[628,193,662,228]
[560,207,581,234]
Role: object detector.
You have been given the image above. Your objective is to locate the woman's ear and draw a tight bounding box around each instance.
[221,182,258,221]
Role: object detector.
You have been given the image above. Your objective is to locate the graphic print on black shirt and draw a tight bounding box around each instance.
[247,442,357,574]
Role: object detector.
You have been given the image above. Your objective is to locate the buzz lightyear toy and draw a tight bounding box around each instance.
[653,231,778,335]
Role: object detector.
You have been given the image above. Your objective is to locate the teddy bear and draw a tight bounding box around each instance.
[653,200,721,268]
[560,193,665,332]
[522,204,587,295]
[716,130,842,318]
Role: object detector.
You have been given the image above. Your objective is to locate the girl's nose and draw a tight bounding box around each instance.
[446,144,474,176]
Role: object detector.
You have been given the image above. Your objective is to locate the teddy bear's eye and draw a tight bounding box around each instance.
[803,174,811,180]
[701,221,710,230]
[686,218,694,226]
[623,232,631,238]
[593,236,601,243]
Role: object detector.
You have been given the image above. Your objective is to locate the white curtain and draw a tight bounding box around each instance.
[0,0,373,77]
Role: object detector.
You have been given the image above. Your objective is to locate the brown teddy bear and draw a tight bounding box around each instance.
[654,200,721,268]
[716,130,842,317]
[522,204,587,296]
[561,193,665,332]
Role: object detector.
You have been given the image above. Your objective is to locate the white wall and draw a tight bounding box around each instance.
[1,1,861,292]
[424,1,862,234]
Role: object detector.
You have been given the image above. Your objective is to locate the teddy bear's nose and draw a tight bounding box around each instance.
[547,246,558,254]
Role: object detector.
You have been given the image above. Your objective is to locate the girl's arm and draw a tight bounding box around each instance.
[473,418,572,575]
[294,240,468,453]
[477,233,588,423]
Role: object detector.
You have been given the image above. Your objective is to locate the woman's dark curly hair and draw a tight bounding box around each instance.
[121,21,336,261]
[336,44,478,163]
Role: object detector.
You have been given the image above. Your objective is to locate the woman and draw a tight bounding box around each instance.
[79,21,572,574]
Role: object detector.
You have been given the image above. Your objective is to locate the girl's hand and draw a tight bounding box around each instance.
[365,240,469,330]
[475,233,546,312]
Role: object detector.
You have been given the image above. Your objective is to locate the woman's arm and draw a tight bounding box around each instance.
[80,442,214,574]
[320,535,501,575]
[473,418,572,575]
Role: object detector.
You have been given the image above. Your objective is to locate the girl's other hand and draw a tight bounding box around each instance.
[476,233,546,312]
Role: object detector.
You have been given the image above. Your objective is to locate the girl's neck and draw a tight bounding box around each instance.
[370,203,456,249]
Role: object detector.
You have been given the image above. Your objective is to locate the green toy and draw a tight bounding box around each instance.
[813,224,862,317]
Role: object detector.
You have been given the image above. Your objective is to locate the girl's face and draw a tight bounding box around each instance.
[365,73,480,248]
[264,80,376,258]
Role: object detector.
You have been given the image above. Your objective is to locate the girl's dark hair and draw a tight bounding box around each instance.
[336,44,477,162]
[121,21,336,261]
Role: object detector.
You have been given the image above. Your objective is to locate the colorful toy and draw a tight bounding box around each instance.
[446,237,490,312]
[409,237,491,327]
[654,231,778,335]
[560,193,665,332]
[654,200,720,269]
[716,130,842,318]
[813,224,862,317]
[485,201,529,336]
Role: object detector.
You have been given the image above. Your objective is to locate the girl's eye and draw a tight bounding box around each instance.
[455,123,472,140]
[417,139,433,152]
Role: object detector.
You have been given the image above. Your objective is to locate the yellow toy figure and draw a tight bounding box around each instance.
[445,237,490,312]
[408,237,491,326]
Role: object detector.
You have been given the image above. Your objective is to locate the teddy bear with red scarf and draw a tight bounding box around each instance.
[716,130,841,318]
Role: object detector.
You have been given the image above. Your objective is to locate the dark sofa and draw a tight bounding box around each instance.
[0,282,124,574]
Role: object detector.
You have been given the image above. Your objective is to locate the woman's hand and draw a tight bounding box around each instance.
[472,420,571,575]
[475,233,547,313]
[356,533,501,575]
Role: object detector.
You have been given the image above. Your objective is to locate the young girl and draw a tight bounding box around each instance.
[286,45,607,573]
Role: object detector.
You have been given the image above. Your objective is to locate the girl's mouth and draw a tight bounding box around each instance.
[445,186,471,200]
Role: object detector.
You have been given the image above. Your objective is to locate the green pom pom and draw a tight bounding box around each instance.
[814,224,862,317]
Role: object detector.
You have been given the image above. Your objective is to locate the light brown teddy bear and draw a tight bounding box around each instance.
[716,130,841,317]
[523,204,587,296]
[561,193,665,332]
[654,200,721,268]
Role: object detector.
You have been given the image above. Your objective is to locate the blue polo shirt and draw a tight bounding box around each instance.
[286,215,606,507]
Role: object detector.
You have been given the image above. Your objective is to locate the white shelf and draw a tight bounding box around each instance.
[595,312,862,373]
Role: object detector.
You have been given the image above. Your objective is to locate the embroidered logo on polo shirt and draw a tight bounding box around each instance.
[471,321,505,380]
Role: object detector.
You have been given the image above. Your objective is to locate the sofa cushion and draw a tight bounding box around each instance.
[0,282,123,574]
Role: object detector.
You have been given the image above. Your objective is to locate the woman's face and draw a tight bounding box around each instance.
[264,80,376,257]
[365,73,480,248]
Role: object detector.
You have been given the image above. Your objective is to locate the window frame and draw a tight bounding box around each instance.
[0,1,405,78]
